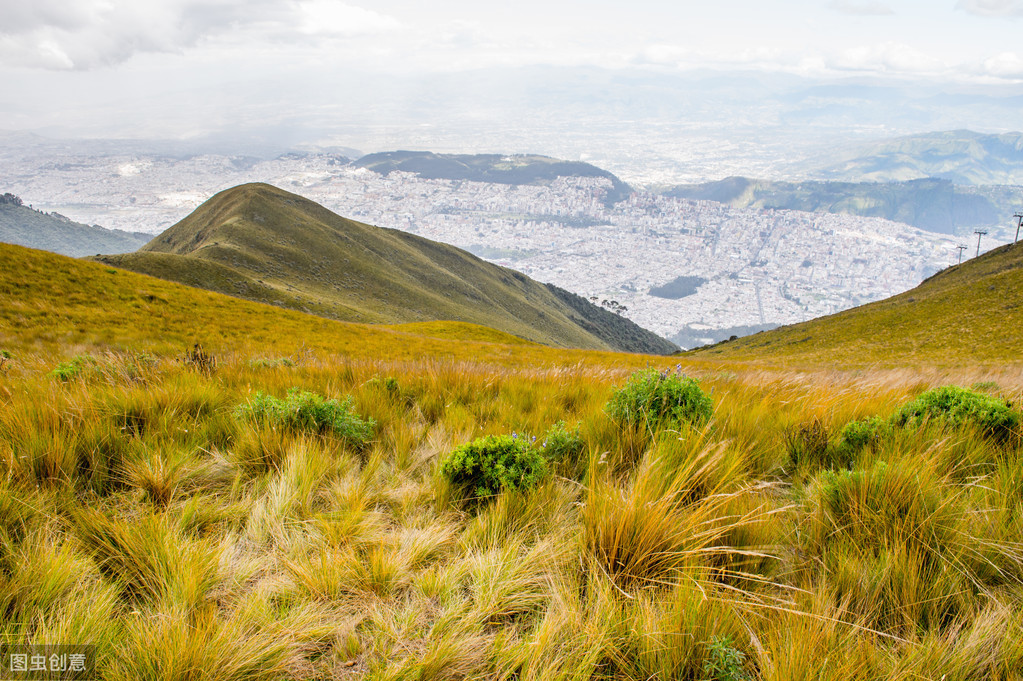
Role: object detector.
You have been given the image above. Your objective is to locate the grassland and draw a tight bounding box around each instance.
[691,241,1023,369]
[4,241,1023,679]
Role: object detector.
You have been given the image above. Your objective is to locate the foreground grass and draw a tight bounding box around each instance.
[2,346,1023,680]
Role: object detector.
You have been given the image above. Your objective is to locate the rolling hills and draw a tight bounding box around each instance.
[690,239,1023,367]
[0,193,151,256]
[95,183,676,354]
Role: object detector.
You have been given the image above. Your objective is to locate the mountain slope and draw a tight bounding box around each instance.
[689,241,1023,366]
[97,183,676,354]
[818,130,1023,185]
[664,176,1002,235]
[0,194,150,256]
[354,151,633,205]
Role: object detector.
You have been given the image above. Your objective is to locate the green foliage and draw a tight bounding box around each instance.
[440,434,549,504]
[234,388,375,445]
[49,355,95,382]
[890,385,1018,438]
[606,367,713,430]
[839,416,885,451]
[702,636,749,681]
[539,420,585,464]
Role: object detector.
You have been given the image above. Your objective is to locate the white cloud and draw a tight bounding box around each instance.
[0,0,401,70]
[956,0,1023,15]
[981,51,1023,77]
[831,42,942,73]
[828,1,896,16]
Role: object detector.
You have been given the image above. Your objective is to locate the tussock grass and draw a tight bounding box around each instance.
[3,337,1023,678]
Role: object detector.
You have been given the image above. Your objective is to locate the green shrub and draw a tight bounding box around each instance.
[702,635,749,681]
[606,368,713,430]
[890,386,1018,439]
[234,388,375,445]
[441,434,549,504]
[49,355,95,382]
[539,421,585,464]
[838,416,885,451]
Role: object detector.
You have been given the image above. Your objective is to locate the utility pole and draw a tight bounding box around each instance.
[1015,213,1023,243]
[974,230,988,258]
[955,245,967,264]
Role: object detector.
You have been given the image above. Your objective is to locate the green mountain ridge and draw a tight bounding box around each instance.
[95,183,676,354]
[690,239,1023,366]
[663,176,1014,235]
[354,151,633,205]
[0,194,151,256]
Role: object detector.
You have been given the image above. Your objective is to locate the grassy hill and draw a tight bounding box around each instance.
[4,237,1023,680]
[664,176,1006,235]
[354,150,633,205]
[689,240,1023,367]
[95,183,675,354]
[0,194,150,256]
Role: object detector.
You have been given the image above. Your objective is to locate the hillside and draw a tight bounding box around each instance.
[818,129,1023,185]
[664,176,1005,235]
[96,183,676,354]
[354,150,633,205]
[689,240,1023,367]
[0,193,150,256]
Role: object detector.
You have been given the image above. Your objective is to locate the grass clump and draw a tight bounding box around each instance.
[891,385,1018,439]
[50,355,95,382]
[248,357,296,369]
[606,367,712,430]
[234,388,375,445]
[440,434,549,505]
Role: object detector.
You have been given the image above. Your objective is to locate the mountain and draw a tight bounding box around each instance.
[0,193,150,256]
[817,130,1023,185]
[354,151,633,205]
[95,183,676,354]
[689,240,1023,366]
[663,177,1009,235]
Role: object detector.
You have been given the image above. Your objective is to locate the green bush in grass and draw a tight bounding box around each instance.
[441,434,549,504]
[234,388,375,445]
[890,386,1018,439]
[606,368,713,430]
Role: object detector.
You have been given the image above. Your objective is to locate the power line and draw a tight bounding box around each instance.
[974,230,988,258]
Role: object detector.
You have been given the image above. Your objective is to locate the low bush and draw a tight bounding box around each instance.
[247,357,296,369]
[234,388,375,446]
[538,421,585,464]
[890,385,1018,439]
[838,416,885,451]
[441,434,549,504]
[702,635,750,681]
[50,355,95,382]
[606,367,713,430]
[784,417,834,469]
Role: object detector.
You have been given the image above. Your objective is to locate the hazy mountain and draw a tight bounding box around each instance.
[0,193,150,256]
[355,151,633,205]
[95,183,677,354]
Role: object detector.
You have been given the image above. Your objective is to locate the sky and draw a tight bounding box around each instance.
[2,0,1023,143]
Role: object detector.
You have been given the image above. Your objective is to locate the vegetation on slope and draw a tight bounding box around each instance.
[4,236,1023,678]
[94,183,674,354]
[0,194,150,256]
[354,150,633,205]
[664,176,1007,235]
[689,241,1023,367]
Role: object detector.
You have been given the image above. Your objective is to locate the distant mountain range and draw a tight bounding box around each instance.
[95,183,676,354]
[354,151,633,205]
[816,130,1023,185]
[0,193,150,256]
[663,176,1018,235]
[692,239,1023,366]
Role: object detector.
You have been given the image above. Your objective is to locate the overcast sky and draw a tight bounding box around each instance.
[2,0,1023,141]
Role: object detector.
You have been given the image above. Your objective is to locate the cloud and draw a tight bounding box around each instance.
[828,1,896,16]
[830,42,942,73]
[956,0,1023,15]
[0,0,401,70]
[981,51,1023,78]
